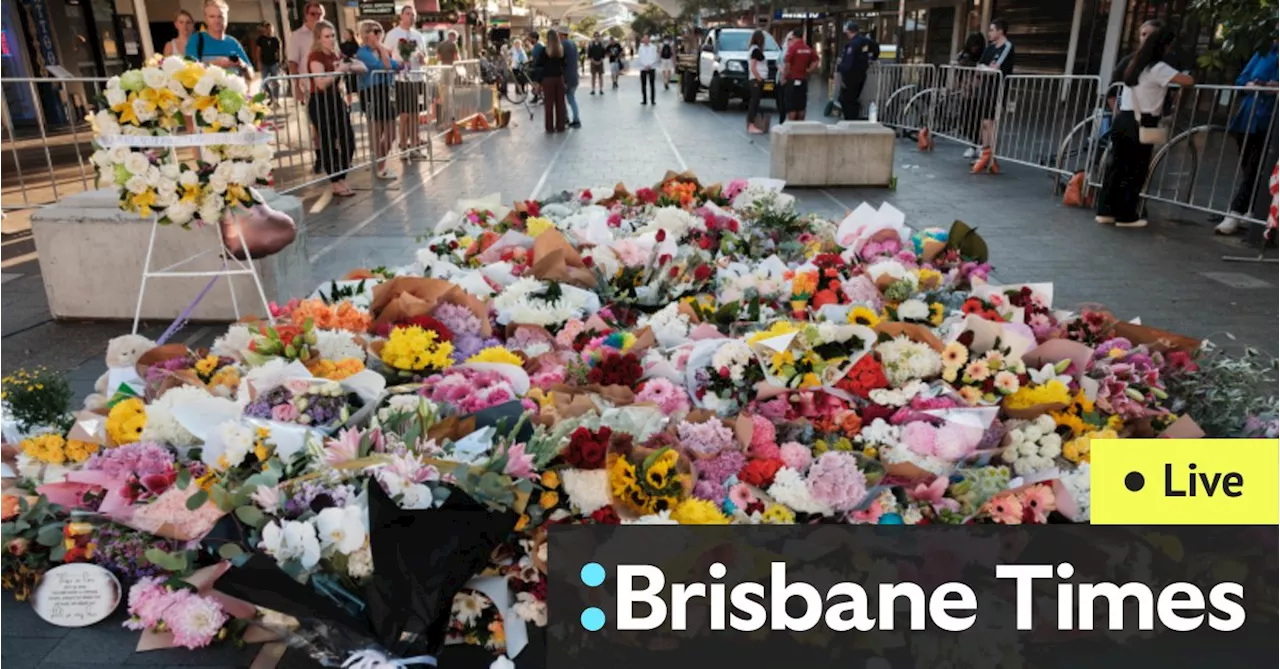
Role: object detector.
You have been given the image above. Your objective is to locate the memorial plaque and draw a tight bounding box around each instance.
[31,563,122,627]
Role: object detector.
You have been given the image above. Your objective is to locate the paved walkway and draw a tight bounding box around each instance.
[0,71,1277,668]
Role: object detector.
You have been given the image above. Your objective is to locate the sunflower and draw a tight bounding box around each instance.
[928,302,946,326]
[848,306,881,328]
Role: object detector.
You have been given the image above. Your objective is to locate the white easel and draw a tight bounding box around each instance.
[96,132,277,334]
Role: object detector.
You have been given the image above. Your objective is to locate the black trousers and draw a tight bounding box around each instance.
[1230,131,1272,215]
[840,70,867,120]
[776,83,787,124]
[309,88,355,183]
[1097,111,1153,223]
[746,80,765,124]
[640,69,656,101]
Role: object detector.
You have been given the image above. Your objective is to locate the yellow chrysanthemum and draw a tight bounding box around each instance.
[541,470,561,489]
[1005,380,1071,410]
[761,503,796,524]
[671,498,730,525]
[525,216,555,237]
[466,346,523,366]
[106,398,146,445]
[194,354,220,378]
[381,326,454,372]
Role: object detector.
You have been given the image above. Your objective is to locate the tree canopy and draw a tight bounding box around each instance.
[1189,0,1279,70]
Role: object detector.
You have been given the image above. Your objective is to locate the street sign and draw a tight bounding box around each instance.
[358,0,396,16]
[419,11,460,24]
[774,10,828,20]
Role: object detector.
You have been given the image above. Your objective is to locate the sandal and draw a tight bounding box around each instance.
[376,169,397,180]
[333,186,356,197]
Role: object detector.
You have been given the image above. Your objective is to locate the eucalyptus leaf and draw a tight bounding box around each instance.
[234,505,266,528]
[144,547,189,573]
[186,489,210,510]
[218,543,247,560]
[35,522,65,547]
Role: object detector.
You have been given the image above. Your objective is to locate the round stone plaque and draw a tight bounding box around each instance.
[30,563,122,627]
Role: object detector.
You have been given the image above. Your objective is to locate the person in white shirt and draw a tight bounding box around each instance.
[386,5,428,160]
[1096,26,1194,229]
[636,35,659,105]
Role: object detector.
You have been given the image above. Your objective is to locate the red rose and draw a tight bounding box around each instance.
[582,255,594,268]
[668,267,679,278]
[565,426,611,469]
[739,459,784,488]
[527,201,541,217]
[591,506,621,524]
[698,236,713,250]
[656,229,667,242]
[693,265,712,282]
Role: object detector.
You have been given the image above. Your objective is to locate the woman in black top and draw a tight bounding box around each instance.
[746,30,768,134]
[536,30,568,133]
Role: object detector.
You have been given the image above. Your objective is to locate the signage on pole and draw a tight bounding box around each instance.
[358,0,397,16]
[773,10,828,20]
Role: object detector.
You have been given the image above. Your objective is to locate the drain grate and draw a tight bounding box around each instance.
[1198,272,1274,289]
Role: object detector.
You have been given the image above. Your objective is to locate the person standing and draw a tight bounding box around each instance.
[637,35,659,105]
[972,18,1015,172]
[355,20,401,180]
[187,0,253,77]
[746,30,768,134]
[776,32,793,124]
[606,38,624,90]
[536,30,568,133]
[783,30,818,121]
[588,33,606,94]
[307,20,364,197]
[386,5,429,161]
[436,30,460,129]
[837,21,879,120]
[1216,39,1278,235]
[289,1,325,97]
[341,28,359,55]
[1095,27,1194,229]
[528,32,544,103]
[256,22,282,104]
[562,33,582,127]
[659,37,675,91]
[438,30,460,65]
[163,10,196,57]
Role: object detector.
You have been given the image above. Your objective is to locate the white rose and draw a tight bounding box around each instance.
[218,113,236,128]
[194,74,216,96]
[199,147,221,165]
[141,67,167,90]
[161,56,186,75]
[898,299,929,321]
[209,174,230,194]
[154,188,177,208]
[120,151,147,176]
[237,105,255,124]
[98,168,117,187]
[105,86,127,107]
[160,163,180,180]
[167,78,189,96]
[213,162,235,180]
[125,175,149,195]
[251,143,273,162]
[179,170,199,187]
[131,98,156,121]
[225,75,248,96]
[93,110,120,135]
[90,150,112,169]
[230,162,254,185]
[253,159,273,180]
[167,201,195,225]
[200,106,219,124]
[199,202,223,224]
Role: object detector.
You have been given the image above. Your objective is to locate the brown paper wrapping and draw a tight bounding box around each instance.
[883,461,939,482]
[1160,414,1206,439]
[607,443,696,519]
[531,230,596,289]
[548,383,635,407]
[428,415,478,443]
[920,238,947,263]
[369,277,492,336]
[677,301,703,324]
[1109,322,1201,354]
[660,170,701,187]
[343,268,379,280]
[135,344,200,401]
[874,321,944,352]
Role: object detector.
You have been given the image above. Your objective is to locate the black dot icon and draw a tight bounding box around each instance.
[1124,471,1145,492]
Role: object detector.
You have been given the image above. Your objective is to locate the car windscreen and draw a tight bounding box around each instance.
[718,31,779,53]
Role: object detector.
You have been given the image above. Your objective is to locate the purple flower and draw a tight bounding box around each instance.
[271,403,299,422]
[693,480,727,505]
[697,450,747,484]
[805,451,868,512]
[434,302,484,338]
[86,442,176,479]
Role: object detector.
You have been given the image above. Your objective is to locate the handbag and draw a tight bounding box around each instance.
[1132,108,1167,146]
[219,195,298,261]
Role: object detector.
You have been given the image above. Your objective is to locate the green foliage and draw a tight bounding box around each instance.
[1189,0,1279,70]
[676,0,748,23]
[2,367,74,433]
[632,5,678,38]
[1164,339,1278,437]
[607,26,626,40]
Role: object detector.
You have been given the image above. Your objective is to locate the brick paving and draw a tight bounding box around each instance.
[1,72,1277,668]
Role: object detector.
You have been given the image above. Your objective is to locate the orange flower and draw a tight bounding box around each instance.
[1,495,19,521]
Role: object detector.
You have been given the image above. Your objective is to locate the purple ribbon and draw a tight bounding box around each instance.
[155,260,227,346]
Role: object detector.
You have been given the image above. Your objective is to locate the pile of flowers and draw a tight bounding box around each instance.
[1,172,1273,667]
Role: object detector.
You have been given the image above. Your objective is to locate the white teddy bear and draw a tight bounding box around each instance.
[83,334,156,411]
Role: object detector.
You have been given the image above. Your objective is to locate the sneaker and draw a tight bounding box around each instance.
[1095,215,1115,224]
[569,120,581,128]
[963,147,977,159]
[1214,213,1243,235]
[1116,219,1149,228]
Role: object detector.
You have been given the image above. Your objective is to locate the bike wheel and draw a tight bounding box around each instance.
[505,77,528,105]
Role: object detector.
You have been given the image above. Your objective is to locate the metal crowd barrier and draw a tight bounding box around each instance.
[926,65,1005,150]
[2,77,110,211]
[994,74,1102,177]
[870,63,938,133]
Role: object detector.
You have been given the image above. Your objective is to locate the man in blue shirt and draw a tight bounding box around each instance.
[186,0,253,77]
[563,35,581,128]
[1217,40,1279,235]
[837,21,879,120]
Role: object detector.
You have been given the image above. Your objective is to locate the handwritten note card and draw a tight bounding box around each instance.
[31,563,121,627]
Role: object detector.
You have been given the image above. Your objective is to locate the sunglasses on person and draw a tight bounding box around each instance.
[367,28,383,35]
[307,10,323,17]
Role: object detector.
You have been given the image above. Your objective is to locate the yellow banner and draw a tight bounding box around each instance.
[1091,439,1279,525]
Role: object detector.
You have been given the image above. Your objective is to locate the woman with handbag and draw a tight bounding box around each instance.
[308,21,365,197]
[535,30,568,133]
[1096,27,1194,229]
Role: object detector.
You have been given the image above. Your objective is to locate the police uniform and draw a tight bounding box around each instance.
[838,33,879,120]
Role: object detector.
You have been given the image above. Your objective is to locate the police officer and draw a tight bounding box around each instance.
[838,21,879,120]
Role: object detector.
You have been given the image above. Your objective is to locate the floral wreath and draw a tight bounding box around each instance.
[88,54,274,228]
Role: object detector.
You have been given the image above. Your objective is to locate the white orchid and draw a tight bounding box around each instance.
[261,520,322,569]
[315,505,368,556]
